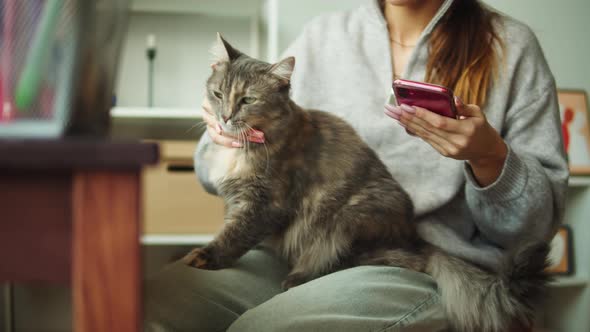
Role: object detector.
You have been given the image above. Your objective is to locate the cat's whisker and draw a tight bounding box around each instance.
[185,121,207,134]
[242,122,270,173]
[245,129,251,156]
[240,127,249,156]
[262,141,270,175]
[238,125,249,156]
[239,123,249,155]
[244,124,255,156]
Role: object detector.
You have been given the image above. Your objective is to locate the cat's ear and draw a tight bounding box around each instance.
[211,32,242,63]
[269,57,295,82]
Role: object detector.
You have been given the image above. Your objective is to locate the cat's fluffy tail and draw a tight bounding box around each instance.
[357,243,551,332]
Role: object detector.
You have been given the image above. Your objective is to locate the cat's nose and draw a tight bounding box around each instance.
[222,115,229,123]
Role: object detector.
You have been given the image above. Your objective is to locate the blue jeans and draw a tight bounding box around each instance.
[145,247,448,331]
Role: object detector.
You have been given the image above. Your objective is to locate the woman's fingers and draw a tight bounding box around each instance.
[202,102,241,147]
[247,128,265,141]
[201,110,218,129]
[407,104,468,134]
[202,97,265,146]
[455,98,484,119]
[390,105,467,158]
[401,115,456,155]
[422,134,449,156]
[207,125,243,148]
[403,110,466,145]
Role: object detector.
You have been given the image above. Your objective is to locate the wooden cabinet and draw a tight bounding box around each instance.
[142,140,224,235]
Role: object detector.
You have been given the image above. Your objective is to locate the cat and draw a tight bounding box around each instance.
[183,33,550,332]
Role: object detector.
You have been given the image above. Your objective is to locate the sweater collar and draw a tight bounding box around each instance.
[363,0,455,39]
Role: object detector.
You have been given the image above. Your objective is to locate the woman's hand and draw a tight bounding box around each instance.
[384,98,507,187]
[201,97,264,148]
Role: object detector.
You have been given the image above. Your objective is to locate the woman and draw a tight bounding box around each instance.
[146,0,568,331]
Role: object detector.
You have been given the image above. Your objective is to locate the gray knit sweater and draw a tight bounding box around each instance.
[195,0,568,269]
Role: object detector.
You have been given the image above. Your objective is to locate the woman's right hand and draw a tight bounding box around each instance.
[201,98,265,148]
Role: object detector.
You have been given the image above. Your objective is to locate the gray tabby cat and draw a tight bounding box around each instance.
[183,34,550,332]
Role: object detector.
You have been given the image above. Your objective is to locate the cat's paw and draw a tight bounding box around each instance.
[281,273,309,290]
[183,247,217,269]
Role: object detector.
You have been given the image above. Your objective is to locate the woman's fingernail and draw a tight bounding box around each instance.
[385,109,401,120]
[400,104,416,114]
[406,128,416,136]
[249,136,265,144]
[216,124,223,134]
[384,104,401,114]
[454,96,464,105]
[250,130,264,138]
[231,141,243,148]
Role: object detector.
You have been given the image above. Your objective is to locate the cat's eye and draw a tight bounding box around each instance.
[242,96,257,104]
[213,91,223,99]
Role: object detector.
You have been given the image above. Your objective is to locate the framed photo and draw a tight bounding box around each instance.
[546,225,574,275]
[558,90,590,175]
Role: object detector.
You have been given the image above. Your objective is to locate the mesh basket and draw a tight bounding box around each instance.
[0,0,130,138]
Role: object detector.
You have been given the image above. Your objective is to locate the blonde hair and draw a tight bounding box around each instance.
[426,0,502,107]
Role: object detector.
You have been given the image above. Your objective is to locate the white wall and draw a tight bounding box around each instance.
[485,0,590,95]
[116,13,252,108]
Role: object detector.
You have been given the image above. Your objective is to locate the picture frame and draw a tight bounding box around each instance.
[558,89,590,175]
[545,225,574,275]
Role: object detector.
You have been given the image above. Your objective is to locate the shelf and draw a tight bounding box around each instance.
[111,107,202,119]
[130,0,262,17]
[141,234,214,245]
[569,176,590,187]
[549,275,589,288]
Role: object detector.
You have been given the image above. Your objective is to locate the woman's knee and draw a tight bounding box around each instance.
[229,266,448,332]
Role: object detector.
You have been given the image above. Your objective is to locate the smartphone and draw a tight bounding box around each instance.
[392,79,457,118]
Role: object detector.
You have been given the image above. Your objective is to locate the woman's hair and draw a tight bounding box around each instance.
[426,0,502,106]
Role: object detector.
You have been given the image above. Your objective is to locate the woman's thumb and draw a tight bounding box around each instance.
[455,96,482,118]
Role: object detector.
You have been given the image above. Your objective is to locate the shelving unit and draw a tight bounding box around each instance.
[131,0,262,17]
[111,107,201,119]
[115,0,279,109]
[141,234,214,246]
[540,179,590,331]
[550,275,589,288]
[569,175,590,187]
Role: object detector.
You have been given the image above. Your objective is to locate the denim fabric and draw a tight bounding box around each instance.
[145,248,448,332]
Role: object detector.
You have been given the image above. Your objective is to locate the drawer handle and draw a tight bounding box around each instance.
[167,165,195,173]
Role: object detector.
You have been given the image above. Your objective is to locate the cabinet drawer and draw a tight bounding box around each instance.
[142,141,224,235]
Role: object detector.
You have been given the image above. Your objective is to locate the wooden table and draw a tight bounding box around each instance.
[0,140,159,331]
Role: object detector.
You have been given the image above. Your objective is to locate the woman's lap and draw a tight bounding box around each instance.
[144,247,289,331]
[144,248,448,332]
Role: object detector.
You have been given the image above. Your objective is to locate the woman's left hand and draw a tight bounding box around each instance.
[384,98,508,187]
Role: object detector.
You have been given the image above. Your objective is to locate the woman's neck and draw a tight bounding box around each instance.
[383,0,445,46]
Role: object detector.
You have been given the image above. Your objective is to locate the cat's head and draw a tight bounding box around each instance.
[206,33,295,137]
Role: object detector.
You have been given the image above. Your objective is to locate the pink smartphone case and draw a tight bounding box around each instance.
[392,79,457,118]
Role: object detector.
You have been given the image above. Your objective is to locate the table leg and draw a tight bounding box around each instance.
[72,171,141,331]
[3,283,14,332]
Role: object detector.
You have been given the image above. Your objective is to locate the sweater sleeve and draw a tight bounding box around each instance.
[193,133,219,195]
[463,36,569,248]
